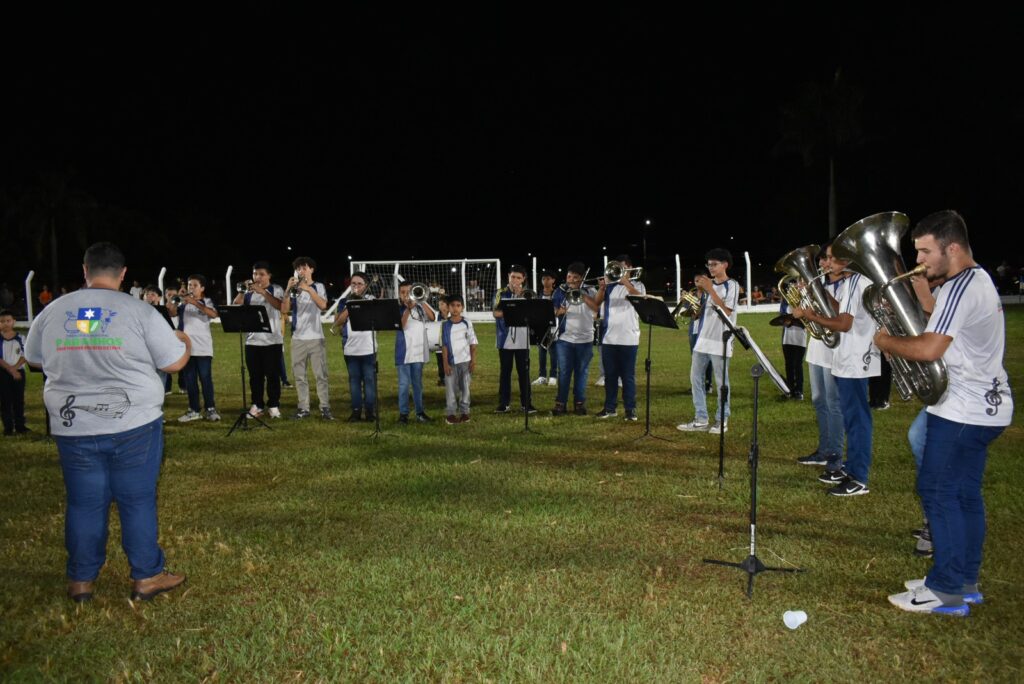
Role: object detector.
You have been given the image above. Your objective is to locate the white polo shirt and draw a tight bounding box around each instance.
[601,280,646,346]
[693,279,740,357]
[442,318,478,364]
[339,295,378,356]
[396,304,431,364]
[290,283,327,341]
[925,266,1013,426]
[830,273,880,379]
[244,285,284,347]
[179,297,216,357]
[552,285,597,344]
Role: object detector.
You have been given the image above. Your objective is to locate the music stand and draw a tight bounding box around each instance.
[497,298,555,433]
[217,305,273,437]
[703,317,799,597]
[347,298,401,438]
[627,295,678,441]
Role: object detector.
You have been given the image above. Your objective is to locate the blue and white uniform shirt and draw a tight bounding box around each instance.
[600,279,646,346]
[693,279,740,357]
[291,283,327,341]
[805,278,842,369]
[395,303,430,365]
[552,286,596,344]
[494,288,529,350]
[442,318,478,365]
[780,300,807,348]
[338,294,377,356]
[179,297,216,357]
[1,333,26,372]
[831,274,880,379]
[244,285,284,347]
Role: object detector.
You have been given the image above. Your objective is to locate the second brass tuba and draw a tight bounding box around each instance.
[831,212,948,405]
[774,245,840,348]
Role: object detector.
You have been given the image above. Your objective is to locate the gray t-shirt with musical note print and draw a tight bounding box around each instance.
[24,288,186,436]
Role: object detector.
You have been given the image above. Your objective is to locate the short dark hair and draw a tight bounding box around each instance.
[252,261,272,273]
[911,210,970,250]
[83,242,125,277]
[143,284,161,296]
[540,269,556,279]
[705,248,732,267]
[0,309,14,319]
[508,264,527,277]
[446,294,464,306]
[350,271,369,283]
[187,274,208,289]
[292,256,317,270]
[613,254,633,267]
[816,241,832,262]
[567,261,588,277]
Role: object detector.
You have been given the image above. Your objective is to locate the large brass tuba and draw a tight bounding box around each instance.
[831,212,948,404]
[774,245,840,348]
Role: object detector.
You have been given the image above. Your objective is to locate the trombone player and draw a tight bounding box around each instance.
[550,262,599,416]
[594,254,645,421]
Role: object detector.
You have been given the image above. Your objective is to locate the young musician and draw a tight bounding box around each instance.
[232,261,284,419]
[441,295,478,424]
[677,249,738,433]
[551,262,599,415]
[168,275,220,422]
[143,285,175,395]
[334,272,377,422]
[534,269,560,386]
[492,265,537,414]
[793,244,880,496]
[594,254,645,421]
[779,298,807,400]
[282,257,333,420]
[878,210,1013,615]
[0,310,29,435]
[396,281,436,423]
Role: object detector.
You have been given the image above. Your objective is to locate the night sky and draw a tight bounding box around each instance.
[3,7,1021,295]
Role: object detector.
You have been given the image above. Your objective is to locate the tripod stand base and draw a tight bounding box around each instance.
[703,554,805,598]
[226,411,271,437]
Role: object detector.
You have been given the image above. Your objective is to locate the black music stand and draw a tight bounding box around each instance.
[627,295,678,441]
[497,298,555,433]
[217,305,273,437]
[347,298,401,439]
[703,321,799,598]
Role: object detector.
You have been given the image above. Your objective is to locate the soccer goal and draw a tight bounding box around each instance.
[344,259,503,322]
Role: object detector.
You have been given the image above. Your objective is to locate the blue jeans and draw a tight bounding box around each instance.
[908,407,928,470]
[601,344,638,411]
[397,362,424,416]
[689,329,713,390]
[556,340,593,405]
[835,377,872,483]
[919,414,1004,594]
[345,354,377,413]
[56,418,166,581]
[808,363,844,463]
[183,355,215,412]
[538,344,559,378]
[690,351,729,423]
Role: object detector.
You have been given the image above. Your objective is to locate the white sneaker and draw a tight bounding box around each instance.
[248,405,264,418]
[532,376,547,385]
[268,407,282,419]
[595,376,605,387]
[887,586,969,615]
[177,410,202,423]
[677,420,709,432]
[709,420,728,434]
[205,408,221,422]
[548,377,558,385]
[904,578,983,604]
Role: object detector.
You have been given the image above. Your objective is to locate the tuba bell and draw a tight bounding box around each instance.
[831,212,948,405]
[774,245,840,348]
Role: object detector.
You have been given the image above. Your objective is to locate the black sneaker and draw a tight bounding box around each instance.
[292,409,310,420]
[914,525,933,557]
[398,414,409,424]
[792,392,804,401]
[522,405,538,414]
[494,405,512,414]
[321,408,336,421]
[573,403,587,416]
[828,479,869,496]
[595,409,617,419]
[552,403,568,416]
[416,413,432,423]
[818,468,848,485]
[624,409,638,422]
[347,410,362,423]
[797,453,828,466]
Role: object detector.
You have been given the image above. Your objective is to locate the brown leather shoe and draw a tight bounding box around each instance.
[130,570,186,601]
[67,580,95,602]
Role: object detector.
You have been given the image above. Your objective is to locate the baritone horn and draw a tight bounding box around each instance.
[774,245,840,348]
[832,212,948,404]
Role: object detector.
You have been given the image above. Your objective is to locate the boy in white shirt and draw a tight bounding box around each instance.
[441,296,478,424]
[232,261,284,419]
[282,257,333,420]
[0,310,29,435]
[168,274,220,422]
[396,281,436,424]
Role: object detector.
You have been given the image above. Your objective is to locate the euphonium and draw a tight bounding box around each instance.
[670,288,702,318]
[774,245,840,348]
[832,212,948,405]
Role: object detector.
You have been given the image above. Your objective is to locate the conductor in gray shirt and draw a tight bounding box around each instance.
[24,242,192,602]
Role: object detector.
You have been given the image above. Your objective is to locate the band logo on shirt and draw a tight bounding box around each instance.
[57,307,122,351]
[985,378,1003,417]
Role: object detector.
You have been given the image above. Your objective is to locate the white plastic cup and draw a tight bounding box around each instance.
[783,610,808,630]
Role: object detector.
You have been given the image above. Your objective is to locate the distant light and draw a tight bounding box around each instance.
[450,267,457,272]
[602,246,607,250]
[730,236,734,240]
[645,219,651,225]
[347,255,352,260]
[287,246,292,251]
[527,253,532,257]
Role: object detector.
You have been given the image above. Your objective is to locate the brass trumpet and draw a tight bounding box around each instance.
[236,280,255,294]
[670,288,702,318]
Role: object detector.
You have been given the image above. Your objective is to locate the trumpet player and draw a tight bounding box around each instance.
[492,265,536,414]
[792,244,879,496]
[677,249,738,434]
[550,262,599,416]
[232,262,284,419]
[876,211,1013,615]
[282,257,333,421]
[396,281,436,424]
[533,269,560,387]
[594,255,645,420]
[167,274,220,423]
[334,272,377,423]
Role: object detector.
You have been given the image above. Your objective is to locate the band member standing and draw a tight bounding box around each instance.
[168,274,220,423]
[0,309,29,435]
[282,257,333,421]
[795,245,846,469]
[534,269,560,386]
[779,298,807,400]
[396,281,436,423]
[493,264,536,414]
[24,242,191,601]
[441,295,478,424]
[144,285,175,395]
[232,261,284,419]
[793,244,880,496]
[334,272,377,422]
[593,255,645,421]
[551,262,599,416]
[677,249,738,433]
[878,210,1013,615]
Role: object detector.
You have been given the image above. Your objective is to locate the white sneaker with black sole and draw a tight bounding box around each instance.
[531,376,547,386]
[828,478,869,496]
[177,410,202,423]
[888,586,969,616]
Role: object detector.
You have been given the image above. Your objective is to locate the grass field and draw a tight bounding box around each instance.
[2,309,1022,682]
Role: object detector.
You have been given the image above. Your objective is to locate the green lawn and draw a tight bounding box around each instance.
[2,310,1022,682]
